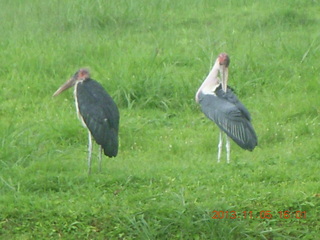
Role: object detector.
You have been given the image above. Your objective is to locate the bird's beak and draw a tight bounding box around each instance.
[220,65,228,92]
[53,77,76,97]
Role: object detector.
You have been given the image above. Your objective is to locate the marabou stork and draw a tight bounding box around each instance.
[53,68,119,174]
[195,53,257,163]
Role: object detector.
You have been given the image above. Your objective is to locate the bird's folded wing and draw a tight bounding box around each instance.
[77,80,119,157]
[199,94,257,150]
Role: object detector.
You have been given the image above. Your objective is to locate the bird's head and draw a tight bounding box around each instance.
[53,68,90,96]
[218,53,230,67]
[74,68,90,81]
[218,53,229,92]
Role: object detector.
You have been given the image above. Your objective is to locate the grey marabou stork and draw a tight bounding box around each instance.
[195,53,257,163]
[53,68,119,174]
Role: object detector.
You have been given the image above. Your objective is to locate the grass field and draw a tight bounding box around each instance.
[1,0,319,239]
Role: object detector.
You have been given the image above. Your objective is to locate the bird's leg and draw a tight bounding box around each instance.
[98,145,102,172]
[217,131,223,163]
[87,131,93,175]
[226,135,230,163]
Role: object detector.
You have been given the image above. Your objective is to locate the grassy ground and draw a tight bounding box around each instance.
[1,0,319,239]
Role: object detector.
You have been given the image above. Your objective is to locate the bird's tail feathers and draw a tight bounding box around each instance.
[102,129,118,157]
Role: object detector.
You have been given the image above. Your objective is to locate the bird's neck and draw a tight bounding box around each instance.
[195,60,220,102]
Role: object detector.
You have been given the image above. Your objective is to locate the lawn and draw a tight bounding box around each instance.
[0,0,319,239]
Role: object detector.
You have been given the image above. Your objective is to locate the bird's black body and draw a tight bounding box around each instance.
[198,85,257,151]
[76,79,119,157]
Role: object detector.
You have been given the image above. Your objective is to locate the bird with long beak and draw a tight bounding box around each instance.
[53,68,119,174]
[196,53,257,163]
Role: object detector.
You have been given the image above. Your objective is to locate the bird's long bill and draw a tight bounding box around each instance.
[221,66,228,92]
[53,77,76,97]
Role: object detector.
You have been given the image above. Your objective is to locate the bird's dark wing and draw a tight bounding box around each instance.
[76,79,119,157]
[198,91,257,151]
[215,85,251,121]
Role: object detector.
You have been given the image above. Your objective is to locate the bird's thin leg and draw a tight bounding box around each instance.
[98,145,102,172]
[87,131,93,175]
[226,135,230,164]
[217,131,223,163]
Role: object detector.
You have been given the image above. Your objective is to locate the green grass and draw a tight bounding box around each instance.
[1,0,320,239]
